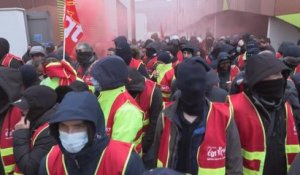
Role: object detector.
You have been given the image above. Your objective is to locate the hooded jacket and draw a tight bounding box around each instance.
[0,67,23,174]
[153,100,242,175]
[39,92,144,175]
[91,57,144,146]
[239,54,299,175]
[126,69,163,154]
[13,107,57,175]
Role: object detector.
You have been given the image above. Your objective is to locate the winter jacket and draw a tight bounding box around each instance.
[13,106,57,175]
[126,68,163,153]
[238,53,300,175]
[153,99,243,175]
[288,153,300,175]
[0,67,23,175]
[39,92,145,175]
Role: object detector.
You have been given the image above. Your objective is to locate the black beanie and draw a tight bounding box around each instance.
[115,41,132,65]
[19,65,40,88]
[0,38,10,59]
[157,52,171,64]
[176,57,210,91]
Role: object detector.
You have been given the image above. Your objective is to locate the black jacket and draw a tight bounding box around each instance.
[126,68,163,154]
[39,92,145,175]
[243,53,299,175]
[13,106,57,175]
[0,67,23,175]
[245,91,292,175]
[153,99,243,175]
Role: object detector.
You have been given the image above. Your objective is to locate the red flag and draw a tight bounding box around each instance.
[64,0,84,55]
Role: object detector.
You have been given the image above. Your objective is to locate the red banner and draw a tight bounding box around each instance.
[64,0,84,55]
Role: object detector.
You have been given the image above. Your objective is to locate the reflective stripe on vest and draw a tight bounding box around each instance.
[157,102,230,174]
[1,53,22,67]
[159,68,175,102]
[107,91,145,154]
[229,92,300,175]
[1,107,21,174]
[135,79,156,129]
[129,58,143,70]
[14,123,49,175]
[46,140,133,175]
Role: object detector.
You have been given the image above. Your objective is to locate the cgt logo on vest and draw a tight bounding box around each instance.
[293,126,298,136]
[207,146,226,161]
[5,129,14,139]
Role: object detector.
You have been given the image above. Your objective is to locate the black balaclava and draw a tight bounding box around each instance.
[245,53,290,105]
[253,78,286,103]
[176,57,210,116]
[0,38,10,60]
[22,85,57,123]
[115,41,132,65]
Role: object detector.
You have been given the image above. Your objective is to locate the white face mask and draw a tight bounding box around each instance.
[59,131,88,153]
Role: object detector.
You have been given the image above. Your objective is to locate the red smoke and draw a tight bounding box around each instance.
[75,0,114,57]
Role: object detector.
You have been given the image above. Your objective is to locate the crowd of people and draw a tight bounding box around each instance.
[0,32,300,175]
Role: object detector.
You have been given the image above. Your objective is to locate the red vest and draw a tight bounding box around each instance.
[237,54,246,70]
[134,79,156,131]
[46,140,133,175]
[230,65,240,81]
[159,69,174,102]
[229,93,300,175]
[205,55,212,65]
[107,91,144,153]
[157,102,230,174]
[177,50,183,63]
[14,123,49,175]
[146,56,158,74]
[129,58,143,70]
[1,53,23,68]
[0,107,21,174]
[276,52,283,59]
[76,65,93,85]
[294,64,300,75]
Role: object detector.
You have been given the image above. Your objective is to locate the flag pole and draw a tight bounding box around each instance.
[62,0,67,60]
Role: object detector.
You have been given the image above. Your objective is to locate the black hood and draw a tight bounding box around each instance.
[210,52,230,69]
[126,68,145,94]
[278,41,295,54]
[12,85,57,123]
[49,92,107,155]
[0,38,9,59]
[245,54,290,88]
[0,67,23,114]
[113,36,128,46]
[283,45,300,58]
[115,41,132,65]
[91,56,128,90]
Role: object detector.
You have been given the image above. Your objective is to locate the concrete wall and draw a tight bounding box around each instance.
[268,17,300,51]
